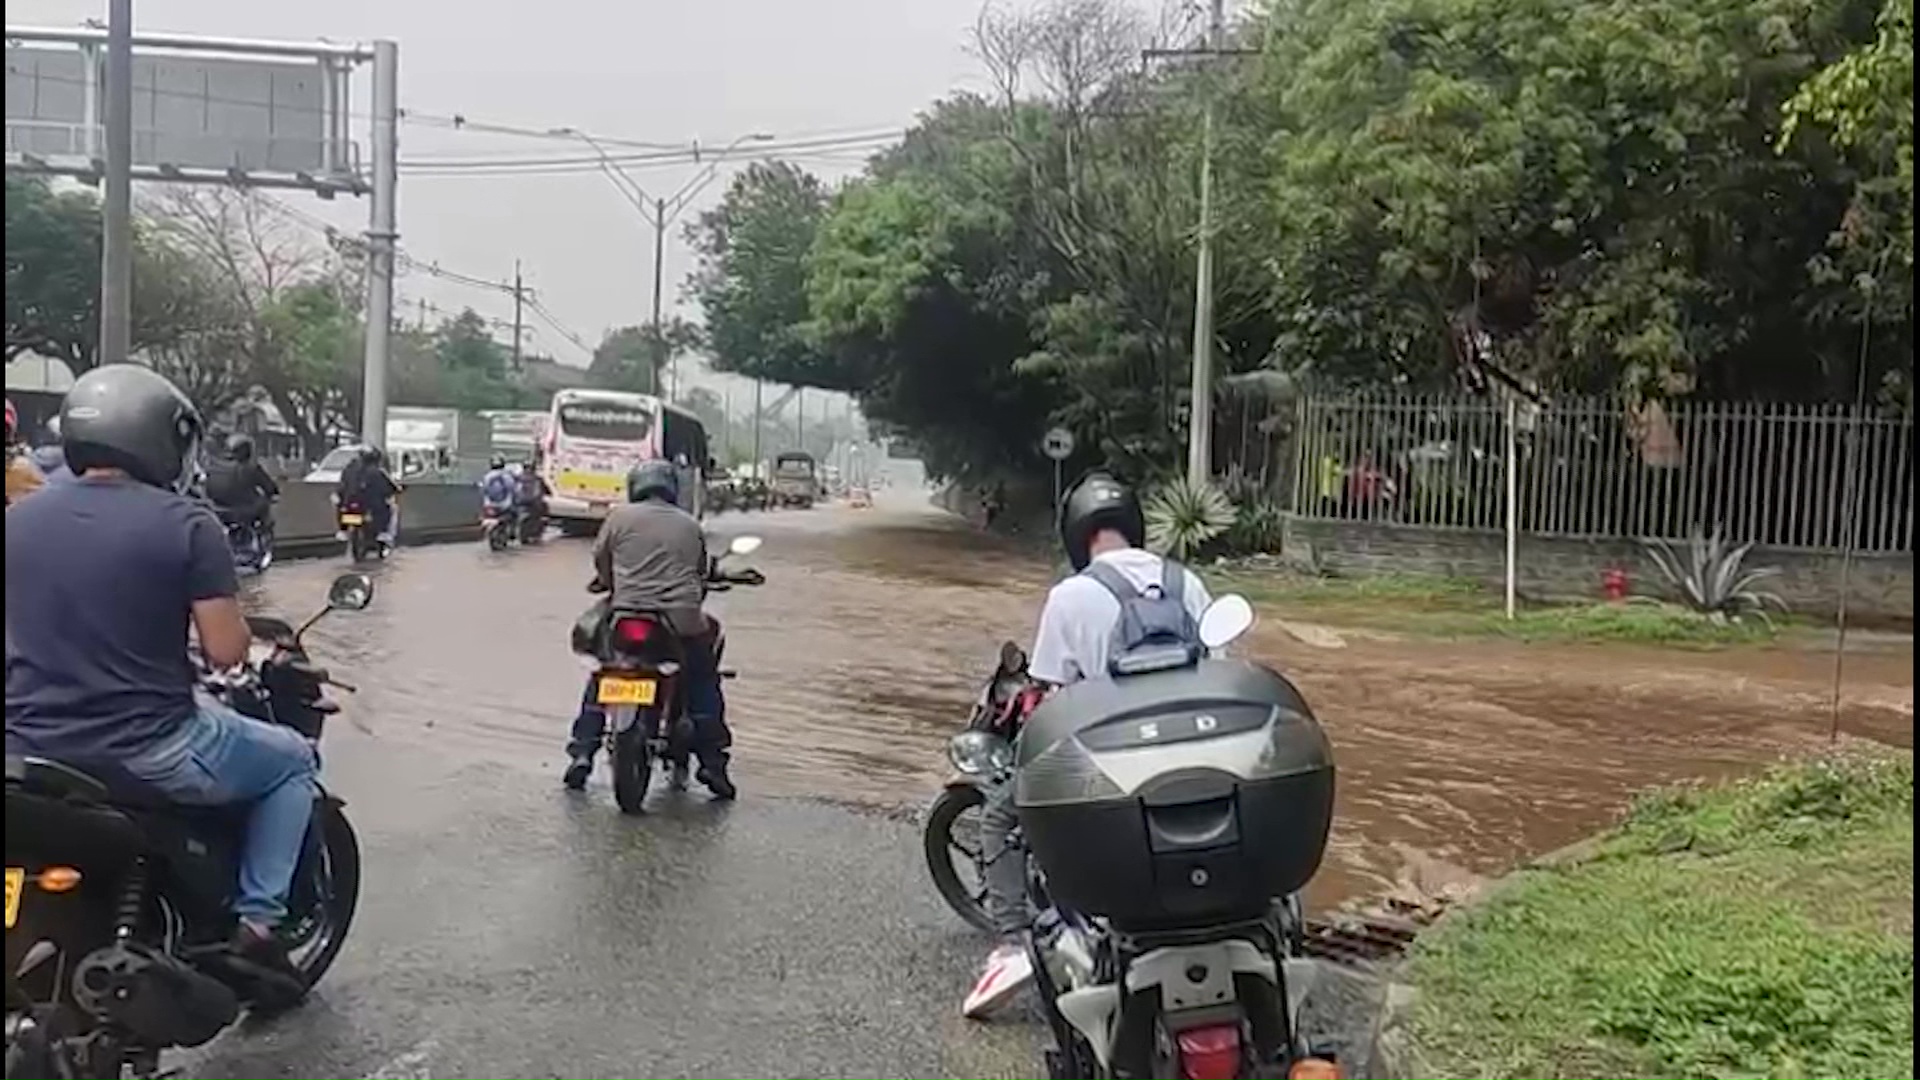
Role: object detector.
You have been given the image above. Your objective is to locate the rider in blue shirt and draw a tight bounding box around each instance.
[479,455,515,515]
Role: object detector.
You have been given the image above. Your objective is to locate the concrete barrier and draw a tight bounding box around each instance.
[273,480,484,557]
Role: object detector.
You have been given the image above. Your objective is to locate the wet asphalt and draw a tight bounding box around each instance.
[178,493,1047,1079]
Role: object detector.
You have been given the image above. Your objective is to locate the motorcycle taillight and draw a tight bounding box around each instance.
[1176,1023,1243,1080]
[611,616,658,649]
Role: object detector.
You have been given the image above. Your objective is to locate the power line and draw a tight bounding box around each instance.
[398,131,904,175]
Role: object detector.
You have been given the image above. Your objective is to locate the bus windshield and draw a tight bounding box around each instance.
[556,397,655,443]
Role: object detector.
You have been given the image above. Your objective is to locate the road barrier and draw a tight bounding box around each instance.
[272,480,483,557]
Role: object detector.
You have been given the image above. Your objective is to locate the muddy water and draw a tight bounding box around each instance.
[251,492,1913,910]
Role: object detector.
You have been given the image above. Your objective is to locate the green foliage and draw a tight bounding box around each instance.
[1641,525,1790,623]
[1409,754,1913,1080]
[1143,476,1238,559]
[588,319,701,395]
[686,161,833,387]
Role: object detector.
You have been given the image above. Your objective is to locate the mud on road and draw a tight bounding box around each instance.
[252,493,1913,910]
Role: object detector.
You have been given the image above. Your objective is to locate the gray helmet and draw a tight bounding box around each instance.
[60,364,204,492]
[626,459,679,504]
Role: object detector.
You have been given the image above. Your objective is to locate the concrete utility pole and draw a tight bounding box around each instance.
[510,259,525,372]
[1185,0,1226,487]
[360,39,400,447]
[650,197,668,396]
[98,0,134,366]
[752,378,765,474]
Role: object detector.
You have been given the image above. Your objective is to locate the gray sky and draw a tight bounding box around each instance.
[10,0,992,403]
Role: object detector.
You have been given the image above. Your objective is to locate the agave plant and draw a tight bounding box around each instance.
[1144,476,1238,561]
[1641,525,1790,624]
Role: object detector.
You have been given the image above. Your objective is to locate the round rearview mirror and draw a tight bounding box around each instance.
[1198,593,1255,650]
[327,573,375,611]
[728,535,764,557]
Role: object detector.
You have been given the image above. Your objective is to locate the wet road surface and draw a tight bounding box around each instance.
[184,491,1910,1076]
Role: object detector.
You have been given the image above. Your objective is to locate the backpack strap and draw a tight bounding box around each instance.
[1080,560,1141,604]
[1159,559,1187,606]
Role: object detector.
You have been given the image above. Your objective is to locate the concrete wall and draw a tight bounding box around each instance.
[274,480,482,555]
[1281,515,1914,625]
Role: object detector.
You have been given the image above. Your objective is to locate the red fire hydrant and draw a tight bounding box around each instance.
[1602,566,1630,603]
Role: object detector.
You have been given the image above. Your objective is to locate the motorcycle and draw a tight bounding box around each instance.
[575,535,766,815]
[936,597,1343,1080]
[336,501,387,563]
[481,504,520,552]
[220,510,275,575]
[924,641,1043,933]
[4,574,373,1080]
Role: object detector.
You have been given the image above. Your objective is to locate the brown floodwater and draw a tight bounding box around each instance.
[250,491,1914,910]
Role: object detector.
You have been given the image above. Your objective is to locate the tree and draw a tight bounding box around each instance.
[686,161,834,387]
[589,318,702,393]
[5,176,102,370]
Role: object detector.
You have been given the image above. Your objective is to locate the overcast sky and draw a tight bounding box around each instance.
[10,0,993,406]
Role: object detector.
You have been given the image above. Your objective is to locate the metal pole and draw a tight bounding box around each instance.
[98,0,134,367]
[652,198,667,399]
[1504,396,1519,620]
[1054,460,1063,515]
[360,39,399,447]
[1184,0,1226,487]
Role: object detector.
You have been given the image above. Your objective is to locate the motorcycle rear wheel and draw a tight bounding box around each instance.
[610,726,653,815]
[924,785,994,933]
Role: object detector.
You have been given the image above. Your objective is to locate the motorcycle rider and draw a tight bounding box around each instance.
[336,445,400,550]
[4,365,317,999]
[962,470,1215,1020]
[563,459,735,800]
[479,453,516,527]
[203,433,281,553]
[31,415,69,481]
[512,456,549,535]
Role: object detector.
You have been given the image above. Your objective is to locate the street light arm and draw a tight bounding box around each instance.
[662,132,775,217]
[552,127,660,224]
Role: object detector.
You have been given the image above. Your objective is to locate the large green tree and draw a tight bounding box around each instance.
[686,161,833,387]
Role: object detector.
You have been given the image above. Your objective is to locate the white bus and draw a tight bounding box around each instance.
[540,388,710,533]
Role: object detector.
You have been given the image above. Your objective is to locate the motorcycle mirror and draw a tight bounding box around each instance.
[327,573,375,612]
[997,640,1028,674]
[728,535,764,557]
[1198,593,1255,650]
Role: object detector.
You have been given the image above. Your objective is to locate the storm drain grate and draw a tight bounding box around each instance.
[1300,912,1427,969]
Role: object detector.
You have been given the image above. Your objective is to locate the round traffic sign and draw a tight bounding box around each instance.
[1042,427,1075,461]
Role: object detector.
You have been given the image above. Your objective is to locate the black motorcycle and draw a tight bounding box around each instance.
[5,574,373,1080]
[221,511,276,575]
[576,535,765,814]
[925,641,1041,933]
[336,500,386,563]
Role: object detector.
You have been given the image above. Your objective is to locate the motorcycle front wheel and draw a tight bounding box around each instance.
[610,720,653,815]
[486,521,511,551]
[284,800,362,986]
[924,785,994,933]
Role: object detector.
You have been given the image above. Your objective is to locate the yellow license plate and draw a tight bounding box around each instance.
[560,471,627,499]
[339,514,366,526]
[597,678,657,706]
[5,867,22,930]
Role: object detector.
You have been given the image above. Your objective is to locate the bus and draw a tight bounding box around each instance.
[540,388,710,532]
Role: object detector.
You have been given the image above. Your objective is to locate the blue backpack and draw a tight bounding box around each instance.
[1080,559,1203,676]
[482,471,514,503]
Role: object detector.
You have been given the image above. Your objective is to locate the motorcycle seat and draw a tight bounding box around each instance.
[5,754,242,824]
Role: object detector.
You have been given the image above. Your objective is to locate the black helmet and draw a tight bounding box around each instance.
[60,364,204,492]
[225,433,255,463]
[626,459,679,504]
[359,445,384,466]
[1058,470,1145,571]
[489,453,507,470]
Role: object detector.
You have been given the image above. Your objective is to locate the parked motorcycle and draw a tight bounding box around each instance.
[4,574,373,1080]
[575,535,766,814]
[936,596,1343,1080]
[925,641,1043,933]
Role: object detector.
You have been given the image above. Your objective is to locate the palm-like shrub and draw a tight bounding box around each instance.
[1641,525,1790,624]
[1144,476,1238,561]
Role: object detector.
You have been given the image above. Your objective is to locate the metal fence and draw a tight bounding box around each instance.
[1284,393,1915,555]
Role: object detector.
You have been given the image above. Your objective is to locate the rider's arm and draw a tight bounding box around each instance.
[184,506,249,668]
[253,464,280,500]
[590,518,615,590]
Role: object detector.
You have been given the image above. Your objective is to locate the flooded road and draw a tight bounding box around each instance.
[248,491,1913,912]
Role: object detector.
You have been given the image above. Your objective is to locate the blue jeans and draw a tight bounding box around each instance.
[122,696,319,928]
[567,625,729,768]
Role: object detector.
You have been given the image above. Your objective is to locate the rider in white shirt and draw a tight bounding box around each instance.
[962,471,1213,1019]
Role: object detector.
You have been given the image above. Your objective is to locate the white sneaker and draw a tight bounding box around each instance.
[962,940,1034,1020]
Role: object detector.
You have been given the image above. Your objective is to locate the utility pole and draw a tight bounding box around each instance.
[510,259,525,372]
[651,197,668,398]
[1145,0,1252,487]
[752,378,765,475]
[797,386,806,456]
[98,0,133,366]
[360,39,400,448]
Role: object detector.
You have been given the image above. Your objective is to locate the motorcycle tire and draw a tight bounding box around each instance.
[348,528,371,563]
[486,522,511,552]
[291,801,362,986]
[923,785,995,933]
[610,725,653,815]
